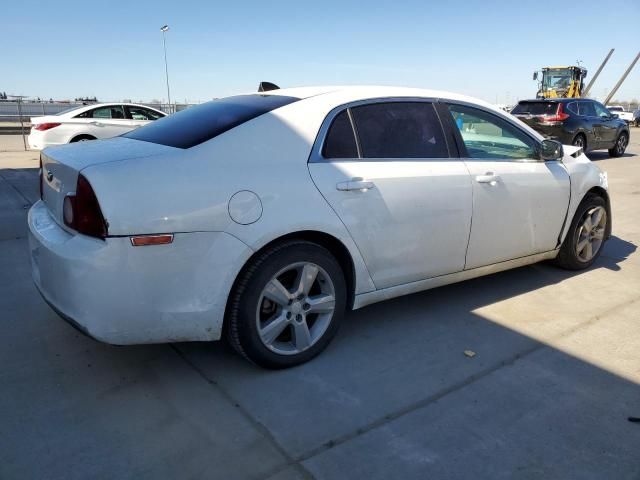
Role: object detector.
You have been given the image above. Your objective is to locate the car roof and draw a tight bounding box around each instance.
[258,85,545,142]
[516,98,593,104]
[260,85,507,116]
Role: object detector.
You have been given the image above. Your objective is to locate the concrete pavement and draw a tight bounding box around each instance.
[1,134,639,479]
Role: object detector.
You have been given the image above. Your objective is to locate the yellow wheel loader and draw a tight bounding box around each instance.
[534,66,587,98]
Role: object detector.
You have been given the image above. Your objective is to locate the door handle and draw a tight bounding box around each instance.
[336,178,375,192]
[475,172,500,186]
[90,121,103,126]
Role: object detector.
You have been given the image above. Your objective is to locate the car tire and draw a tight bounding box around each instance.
[555,193,608,270]
[226,240,346,369]
[572,133,587,150]
[70,135,97,143]
[608,132,628,157]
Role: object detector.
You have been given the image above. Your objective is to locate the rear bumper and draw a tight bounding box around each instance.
[28,131,64,150]
[28,200,253,345]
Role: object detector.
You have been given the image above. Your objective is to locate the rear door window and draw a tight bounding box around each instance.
[322,110,358,158]
[578,102,596,117]
[566,102,579,115]
[511,102,557,115]
[349,102,448,158]
[124,94,300,149]
[94,106,125,119]
[75,105,126,119]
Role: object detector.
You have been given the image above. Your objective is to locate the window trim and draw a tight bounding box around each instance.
[309,97,453,163]
[443,101,544,163]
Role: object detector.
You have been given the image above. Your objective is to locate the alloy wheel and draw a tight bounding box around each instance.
[256,262,336,355]
[616,134,627,155]
[573,136,585,148]
[575,206,607,262]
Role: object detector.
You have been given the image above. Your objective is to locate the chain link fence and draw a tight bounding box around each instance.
[0,101,195,122]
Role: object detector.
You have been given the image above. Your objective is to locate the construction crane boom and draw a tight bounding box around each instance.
[604,51,640,105]
[583,48,614,97]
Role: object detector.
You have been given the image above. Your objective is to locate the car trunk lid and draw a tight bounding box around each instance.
[40,137,177,228]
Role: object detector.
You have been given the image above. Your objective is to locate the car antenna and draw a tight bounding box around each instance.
[258,82,280,92]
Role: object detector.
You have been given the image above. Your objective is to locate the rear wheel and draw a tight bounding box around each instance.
[70,135,96,143]
[572,133,586,150]
[226,241,346,368]
[608,132,628,157]
[555,194,608,270]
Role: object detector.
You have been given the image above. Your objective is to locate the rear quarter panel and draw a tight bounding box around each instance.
[82,99,376,295]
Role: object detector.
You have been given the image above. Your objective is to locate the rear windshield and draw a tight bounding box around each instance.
[511,102,558,115]
[124,94,300,149]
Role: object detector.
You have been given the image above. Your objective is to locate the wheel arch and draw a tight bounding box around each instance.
[223,230,358,329]
[585,186,612,239]
[69,133,97,143]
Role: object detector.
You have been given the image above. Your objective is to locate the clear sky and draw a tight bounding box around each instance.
[2,0,639,105]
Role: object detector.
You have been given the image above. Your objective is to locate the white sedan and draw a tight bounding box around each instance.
[28,86,611,368]
[28,103,166,150]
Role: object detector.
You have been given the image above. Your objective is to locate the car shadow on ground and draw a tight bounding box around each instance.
[587,151,635,161]
[169,234,639,474]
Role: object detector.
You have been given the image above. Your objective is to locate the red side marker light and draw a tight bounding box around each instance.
[130,234,174,246]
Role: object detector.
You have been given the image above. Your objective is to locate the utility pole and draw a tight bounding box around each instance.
[160,25,172,114]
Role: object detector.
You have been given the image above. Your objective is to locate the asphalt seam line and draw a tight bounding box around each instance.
[169,344,316,480]
[0,170,34,206]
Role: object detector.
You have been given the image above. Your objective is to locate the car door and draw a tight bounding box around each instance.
[592,102,618,147]
[308,100,473,289]
[576,101,598,149]
[81,105,134,138]
[443,103,570,269]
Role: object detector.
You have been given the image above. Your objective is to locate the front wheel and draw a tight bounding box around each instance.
[555,194,608,270]
[226,241,346,368]
[608,132,628,157]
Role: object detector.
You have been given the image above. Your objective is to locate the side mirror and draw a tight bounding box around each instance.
[539,139,563,161]
[611,113,619,119]
[533,72,538,81]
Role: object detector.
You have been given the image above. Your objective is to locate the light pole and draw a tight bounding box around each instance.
[160,25,172,114]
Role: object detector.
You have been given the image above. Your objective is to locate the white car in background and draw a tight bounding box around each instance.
[606,105,634,123]
[28,103,166,150]
[29,86,611,368]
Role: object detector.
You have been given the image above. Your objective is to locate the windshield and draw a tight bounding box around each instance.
[542,69,573,91]
[124,94,300,149]
[511,102,558,115]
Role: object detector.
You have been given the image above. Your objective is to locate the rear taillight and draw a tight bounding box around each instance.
[33,122,61,131]
[63,174,108,239]
[541,104,570,123]
[39,155,43,199]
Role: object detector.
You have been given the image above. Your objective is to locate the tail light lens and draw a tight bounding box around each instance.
[541,104,570,123]
[63,174,108,239]
[33,122,61,131]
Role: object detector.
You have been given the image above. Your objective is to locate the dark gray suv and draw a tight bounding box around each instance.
[512,98,630,157]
